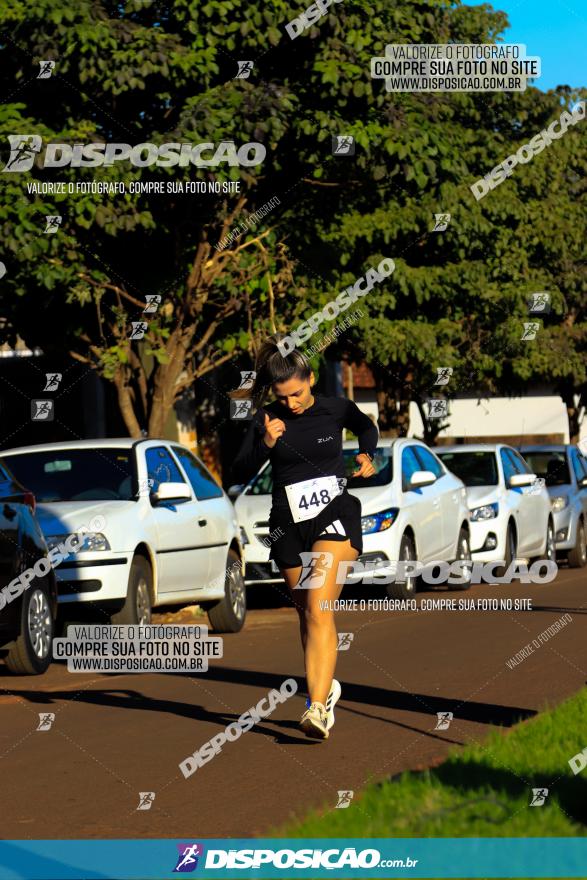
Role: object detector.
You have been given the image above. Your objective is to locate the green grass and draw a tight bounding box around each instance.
[275,688,587,840]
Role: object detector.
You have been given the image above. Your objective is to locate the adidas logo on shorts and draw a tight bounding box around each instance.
[320,519,347,537]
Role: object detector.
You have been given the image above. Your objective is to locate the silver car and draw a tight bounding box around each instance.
[518,445,587,568]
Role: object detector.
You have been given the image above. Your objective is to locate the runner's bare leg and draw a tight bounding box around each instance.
[281,539,357,706]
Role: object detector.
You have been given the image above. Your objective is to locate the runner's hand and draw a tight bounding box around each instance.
[353,453,375,478]
[263,412,286,448]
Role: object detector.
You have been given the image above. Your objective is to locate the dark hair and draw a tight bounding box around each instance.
[251,333,312,410]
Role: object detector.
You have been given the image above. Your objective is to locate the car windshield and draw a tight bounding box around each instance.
[437,451,498,486]
[247,448,393,494]
[343,447,392,488]
[2,449,135,502]
[520,451,571,486]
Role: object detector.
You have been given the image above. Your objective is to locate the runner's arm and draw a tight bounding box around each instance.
[342,399,379,458]
[230,409,271,486]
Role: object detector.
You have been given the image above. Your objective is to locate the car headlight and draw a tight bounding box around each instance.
[470,503,499,522]
[46,532,111,553]
[550,496,568,512]
[361,508,399,535]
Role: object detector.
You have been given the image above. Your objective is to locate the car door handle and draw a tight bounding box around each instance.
[198,518,207,527]
[3,504,17,520]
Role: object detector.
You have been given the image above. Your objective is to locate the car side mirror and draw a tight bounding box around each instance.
[152,482,191,503]
[508,473,536,488]
[409,470,436,489]
[227,484,245,499]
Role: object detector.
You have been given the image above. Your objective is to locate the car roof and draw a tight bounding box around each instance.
[343,437,430,450]
[1,438,159,456]
[432,444,504,453]
[517,444,569,453]
[343,437,394,449]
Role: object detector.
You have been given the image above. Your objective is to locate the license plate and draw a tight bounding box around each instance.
[284,475,341,523]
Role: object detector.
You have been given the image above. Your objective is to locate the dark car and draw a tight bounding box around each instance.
[0,460,58,674]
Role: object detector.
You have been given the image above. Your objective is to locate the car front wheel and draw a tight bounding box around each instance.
[448,528,472,591]
[205,549,246,633]
[568,519,587,568]
[495,522,516,579]
[111,556,152,625]
[5,583,54,675]
[386,533,418,600]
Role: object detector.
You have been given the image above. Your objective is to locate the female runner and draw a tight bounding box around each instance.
[231,334,379,739]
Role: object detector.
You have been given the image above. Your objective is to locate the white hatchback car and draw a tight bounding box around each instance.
[434,444,555,574]
[2,439,246,632]
[230,438,471,599]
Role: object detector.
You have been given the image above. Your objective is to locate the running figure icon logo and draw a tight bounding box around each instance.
[332,135,355,155]
[530,788,549,806]
[44,215,62,233]
[31,400,54,421]
[1,135,43,172]
[36,713,55,731]
[136,792,155,810]
[296,551,333,589]
[173,843,204,872]
[230,399,253,420]
[335,790,354,808]
[435,711,453,730]
[43,373,62,391]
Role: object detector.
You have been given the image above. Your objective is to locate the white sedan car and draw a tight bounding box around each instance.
[433,444,555,574]
[2,439,246,632]
[230,438,471,599]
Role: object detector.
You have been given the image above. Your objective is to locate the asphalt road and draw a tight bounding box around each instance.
[1,565,585,840]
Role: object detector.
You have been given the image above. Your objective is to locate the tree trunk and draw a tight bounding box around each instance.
[148,327,193,437]
[114,370,143,438]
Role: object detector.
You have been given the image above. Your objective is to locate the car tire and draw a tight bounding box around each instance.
[205,549,246,633]
[110,555,152,625]
[531,518,556,567]
[544,518,556,565]
[448,528,472,591]
[5,582,54,675]
[495,522,516,579]
[386,533,418,600]
[568,519,587,568]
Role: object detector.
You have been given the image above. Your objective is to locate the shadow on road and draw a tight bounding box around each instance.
[2,663,537,749]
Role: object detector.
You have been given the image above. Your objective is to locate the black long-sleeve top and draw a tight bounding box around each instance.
[230,393,379,509]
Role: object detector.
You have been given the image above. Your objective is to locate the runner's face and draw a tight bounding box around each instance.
[273,375,314,414]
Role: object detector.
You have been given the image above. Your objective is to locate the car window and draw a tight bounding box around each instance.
[437,451,498,486]
[172,446,223,500]
[500,449,518,484]
[249,465,273,495]
[570,448,587,484]
[520,450,571,486]
[414,446,444,478]
[145,447,186,492]
[2,449,135,501]
[344,447,393,489]
[508,449,533,474]
[402,446,422,491]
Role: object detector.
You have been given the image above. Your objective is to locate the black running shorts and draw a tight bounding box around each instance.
[268,490,363,570]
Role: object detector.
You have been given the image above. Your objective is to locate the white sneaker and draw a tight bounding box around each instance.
[299,702,329,739]
[325,679,341,730]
